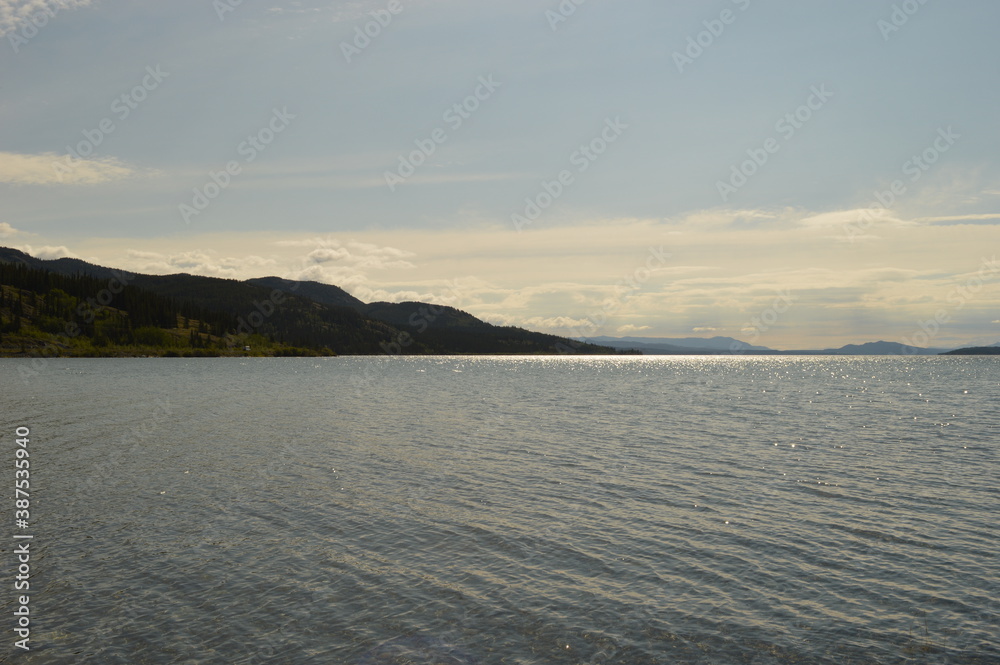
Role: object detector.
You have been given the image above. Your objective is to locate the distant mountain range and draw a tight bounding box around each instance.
[582,335,777,354]
[583,337,996,356]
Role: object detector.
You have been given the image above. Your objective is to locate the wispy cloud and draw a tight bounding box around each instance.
[0,222,21,238]
[799,208,904,228]
[0,151,137,185]
[0,0,92,37]
[914,213,1000,225]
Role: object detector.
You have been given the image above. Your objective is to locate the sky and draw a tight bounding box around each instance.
[1,0,999,350]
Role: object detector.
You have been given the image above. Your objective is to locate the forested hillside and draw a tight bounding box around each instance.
[0,247,618,358]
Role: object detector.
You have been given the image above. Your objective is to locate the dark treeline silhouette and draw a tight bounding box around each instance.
[0,262,233,345]
[0,247,620,356]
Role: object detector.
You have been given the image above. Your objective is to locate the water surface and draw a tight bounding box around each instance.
[2,355,997,664]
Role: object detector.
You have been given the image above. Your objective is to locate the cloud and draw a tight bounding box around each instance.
[0,151,137,185]
[617,324,651,333]
[915,213,1000,225]
[692,326,717,332]
[831,233,881,243]
[16,244,77,260]
[519,316,593,330]
[357,288,455,304]
[264,0,450,25]
[799,208,901,228]
[273,237,420,299]
[122,249,277,278]
[0,0,92,37]
[666,208,783,229]
[281,237,415,270]
[0,222,20,238]
[307,248,350,263]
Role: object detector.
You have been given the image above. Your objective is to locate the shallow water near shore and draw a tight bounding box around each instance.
[2,355,998,664]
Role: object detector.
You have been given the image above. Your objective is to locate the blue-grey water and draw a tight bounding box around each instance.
[1,355,998,664]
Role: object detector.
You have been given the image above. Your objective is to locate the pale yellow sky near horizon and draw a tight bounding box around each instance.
[6,208,999,350]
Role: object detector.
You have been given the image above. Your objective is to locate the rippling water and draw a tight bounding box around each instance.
[1,356,998,664]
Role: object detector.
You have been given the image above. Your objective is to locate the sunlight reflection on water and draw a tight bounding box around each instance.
[2,355,997,664]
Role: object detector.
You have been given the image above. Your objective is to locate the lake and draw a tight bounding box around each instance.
[2,355,997,664]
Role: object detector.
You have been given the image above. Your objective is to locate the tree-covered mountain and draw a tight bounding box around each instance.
[0,260,257,357]
[247,276,365,309]
[0,247,617,357]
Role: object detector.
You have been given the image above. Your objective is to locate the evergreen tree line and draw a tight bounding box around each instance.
[0,263,236,342]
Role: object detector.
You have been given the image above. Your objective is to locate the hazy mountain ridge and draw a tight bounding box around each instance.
[815,341,953,355]
[582,337,982,356]
[582,335,776,354]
